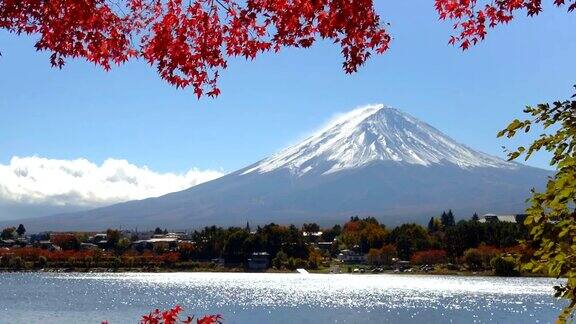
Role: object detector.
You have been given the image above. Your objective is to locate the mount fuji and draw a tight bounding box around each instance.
[19,105,551,231]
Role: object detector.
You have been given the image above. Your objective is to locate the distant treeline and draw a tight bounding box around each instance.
[0,211,529,275]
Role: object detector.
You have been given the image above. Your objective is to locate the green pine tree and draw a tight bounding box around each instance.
[16,224,26,237]
[427,217,435,232]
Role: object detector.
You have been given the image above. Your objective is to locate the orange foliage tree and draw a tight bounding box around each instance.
[410,249,447,265]
[51,234,81,251]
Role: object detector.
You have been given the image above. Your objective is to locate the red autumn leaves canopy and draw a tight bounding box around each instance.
[0,0,389,97]
[1,0,573,97]
[435,0,575,50]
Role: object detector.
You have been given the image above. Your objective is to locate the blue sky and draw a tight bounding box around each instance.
[1,2,574,175]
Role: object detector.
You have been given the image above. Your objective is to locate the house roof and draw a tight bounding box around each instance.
[147,238,178,243]
[479,214,518,223]
[496,215,517,222]
[303,231,323,237]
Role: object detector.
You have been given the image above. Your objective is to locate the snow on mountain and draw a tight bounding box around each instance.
[243,104,515,176]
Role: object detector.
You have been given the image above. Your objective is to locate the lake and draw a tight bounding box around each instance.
[0,272,564,323]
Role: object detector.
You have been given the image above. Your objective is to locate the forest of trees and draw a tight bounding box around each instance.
[1,212,528,275]
[173,213,524,266]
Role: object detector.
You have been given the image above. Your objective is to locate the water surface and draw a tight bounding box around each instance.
[0,272,564,323]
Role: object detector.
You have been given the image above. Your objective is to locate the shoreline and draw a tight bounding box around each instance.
[0,267,551,278]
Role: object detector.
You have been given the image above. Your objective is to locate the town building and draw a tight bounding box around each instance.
[302,231,323,238]
[316,241,334,251]
[392,259,411,271]
[247,252,270,270]
[132,237,179,252]
[479,213,527,223]
[337,249,366,263]
[36,240,61,251]
[80,243,99,251]
[91,233,108,243]
[0,239,15,248]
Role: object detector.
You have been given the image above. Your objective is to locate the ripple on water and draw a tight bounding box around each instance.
[0,272,566,323]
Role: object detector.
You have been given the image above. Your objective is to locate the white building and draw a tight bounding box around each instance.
[337,249,366,263]
[479,213,525,223]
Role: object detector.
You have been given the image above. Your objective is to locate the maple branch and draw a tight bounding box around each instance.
[0,0,390,97]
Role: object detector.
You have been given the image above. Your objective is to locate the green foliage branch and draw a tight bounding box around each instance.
[498,86,576,322]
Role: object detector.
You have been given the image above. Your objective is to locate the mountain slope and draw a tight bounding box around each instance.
[16,105,551,231]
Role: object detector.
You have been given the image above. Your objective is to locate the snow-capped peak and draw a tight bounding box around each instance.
[242,104,516,176]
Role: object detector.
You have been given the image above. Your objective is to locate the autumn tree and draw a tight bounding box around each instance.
[463,248,484,270]
[307,248,323,269]
[367,244,397,266]
[51,234,81,251]
[116,237,132,254]
[387,223,432,260]
[341,217,388,253]
[435,0,575,50]
[0,0,390,98]
[411,249,447,265]
[106,229,121,248]
[463,245,500,270]
[178,241,195,261]
[2,0,572,99]
[1,227,15,240]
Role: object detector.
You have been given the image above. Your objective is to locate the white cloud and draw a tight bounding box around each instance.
[0,156,224,207]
